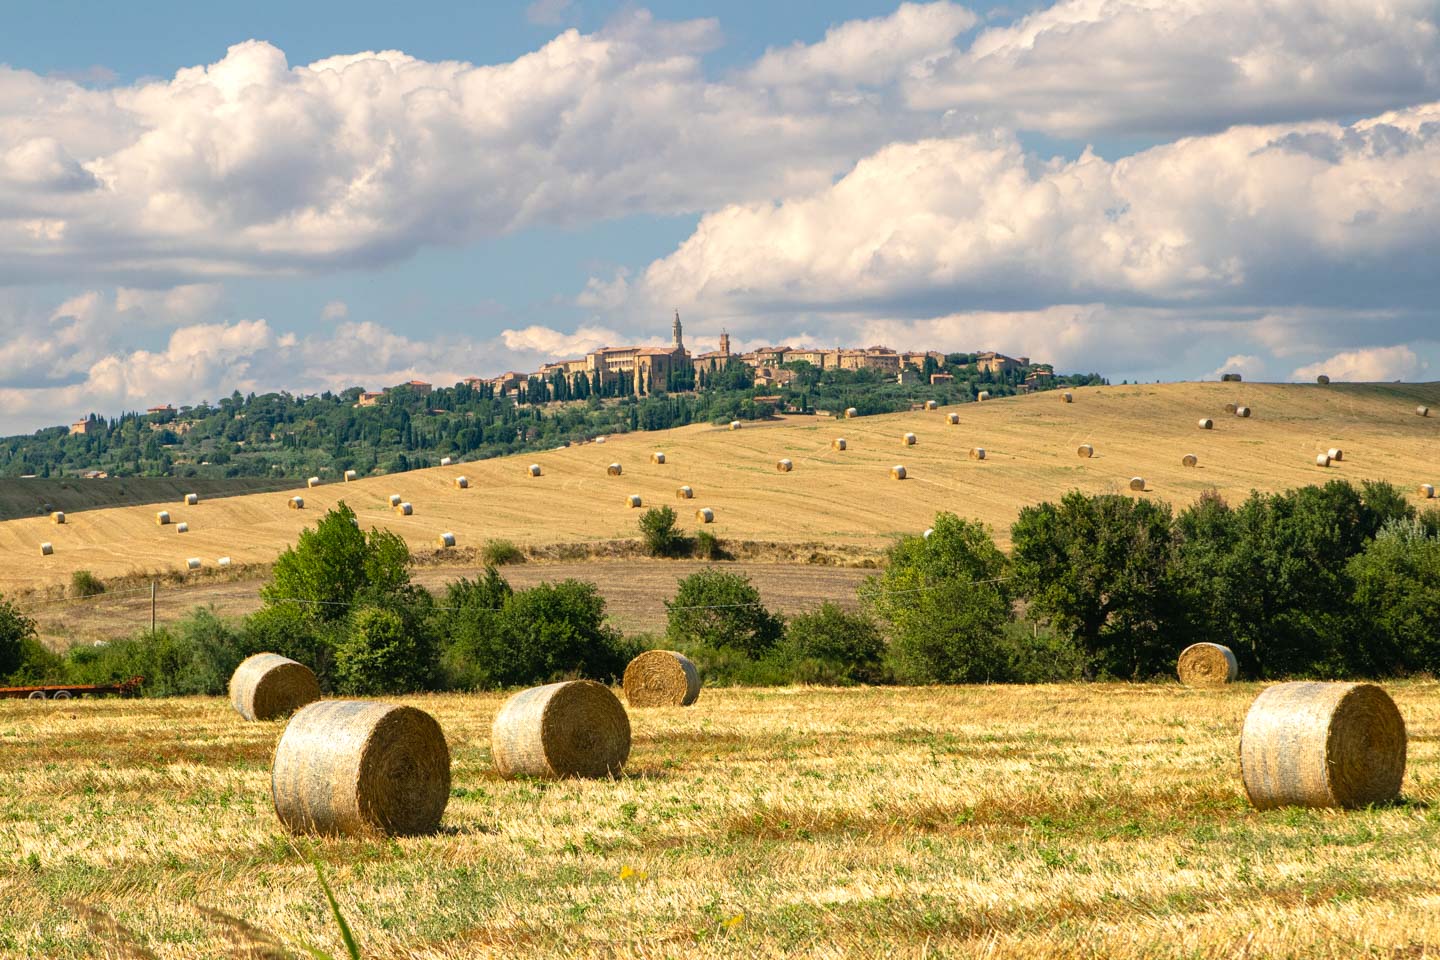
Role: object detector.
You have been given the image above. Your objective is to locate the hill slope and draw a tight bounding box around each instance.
[0,477,299,522]
[4,380,1438,592]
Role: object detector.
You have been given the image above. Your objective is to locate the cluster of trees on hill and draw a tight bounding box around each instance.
[0,357,1102,481]
[3,478,1437,694]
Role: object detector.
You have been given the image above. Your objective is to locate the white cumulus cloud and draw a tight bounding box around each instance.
[1292,345,1426,382]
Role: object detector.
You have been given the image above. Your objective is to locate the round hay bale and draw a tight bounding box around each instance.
[437,532,456,548]
[845,407,859,419]
[40,542,53,556]
[218,557,232,567]
[186,558,201,571]
[627,494,642,508]
[155,511,171,526]
[946,413,959,425]
[272,700,451,835]
[1316,375,1330,385]
[1240,681,1406,809]
[1176,642,1238,686]
[440,456,453,467]
[1198,418,1213,430]
[289,496,305,509]
[832,437,847,450]
[776,458,793,472]
[454,476,469,489]
[1182,454,1199,467]
[977,391,991,401]
[903,432,917,446]
[651,451,666,464]
[1224,402,1238,414]
[1129,477,1146,492]
[891,464,907,480]
[529,464,542,477]
[1221,373,1243,383]
[184,493,199,506]
[491,680,630,779]
[696,507,714,523]
[1077,444,1094,459]
[1236,406,1252,418]
[1061,392,1074,403]
[51,511,65,524]
[388,494,402,507]
[176,522,189,534]
[395,502,413,516]
[307,476,320,488]
[230,653,321,722]
[623,650,701,707]
[1417,406,1430,418]
[1316,454,1331,467]
[1419,483,1435,499]
[729,420,742,430]
[924,400,938,411]
[677,485,694,499]
[1327,448,1344,461]
[970,447,986,460]
[607,463,623,476]
[344,469,359,481]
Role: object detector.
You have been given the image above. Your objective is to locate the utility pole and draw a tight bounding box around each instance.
[150,581,157,637]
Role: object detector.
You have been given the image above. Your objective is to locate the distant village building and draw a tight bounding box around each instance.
[897,367,921,385]
[930,373,954,385]
[402,380,433,396]
[977,352,1029,375]
[693,331,732,374]
[355,392,385,408]
[69,419,96,436]
[146,404,175,415]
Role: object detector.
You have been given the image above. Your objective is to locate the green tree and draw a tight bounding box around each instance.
[1346,517,1440,675]
[639,506,686,557]
[0,596,44,681]
[666,569,782,658]
[335,606,431,695]
[779,603,886,685]
[261,502,417,621]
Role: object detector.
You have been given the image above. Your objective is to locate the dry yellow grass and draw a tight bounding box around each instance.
[1,682,1437,958]
[4,381,1439,592]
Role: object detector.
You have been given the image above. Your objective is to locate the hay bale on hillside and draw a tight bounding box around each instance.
[776,458,793,472]
[1240,681,1406,809]
[1061,392,1074,403]
[1419,483,1435,499]
[1198,418,1213,430]
[230,653,321,722]
[1182,454,1198,467]
[440,456,453,466]
[289,496,304,509]
[845,407,859,419]
[1316,375,1330,385]
[186,558,201,570]
[627,494,642,508]
[677,485,694,499]
[1176,643,1239,686]
[389,494,402,507]
[891,464,907,480]
[529,464,542,477]
[273,700,451,835]
[903,432,917,446]
[1077,444,1094,458]
[696,507,714,523]
[1129,477,1146,491]
[155,511,171,526]
[832,438,847,450]
[977,391,991,401]
[1327,448,1344,461]
[51,511,65,524]
[1236,406,1252,418]
[924,400,938,411]
[607,463,623,476]
[176,522,189,534]
[729,420,742,430]
[923,528,934,539]
[623,651,701,707]
[184,493,199,506]
[491,680,630,779]
[40,542,53,556]
[1418,406,1430,417]
[218,557,232,567]
[1316,454,1331,467]
[436,531,456,548]
[970,447,986,460]
[344,469,359,482]
[1221,373,1243,382]
[454,476,469,489]
[307,476,320,488]
[1224,403,1238,414]
[947,413,959,425]
[395,502,413,516]
[651,452,666,464]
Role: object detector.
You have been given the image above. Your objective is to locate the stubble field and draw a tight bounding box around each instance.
[3,682,1438,959]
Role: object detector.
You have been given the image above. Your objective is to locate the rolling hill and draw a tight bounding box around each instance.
[3,380,1438,594]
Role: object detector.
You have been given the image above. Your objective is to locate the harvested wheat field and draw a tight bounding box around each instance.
[4,381,1439,591]
[2,682,1438,958]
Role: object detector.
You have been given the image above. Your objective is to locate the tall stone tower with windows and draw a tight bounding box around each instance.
[672,310,684,352]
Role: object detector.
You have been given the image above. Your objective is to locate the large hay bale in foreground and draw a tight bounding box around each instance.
[903,432,917,446]
[696,507,714,523]
[1077,444,1094,458]
[1061,392,1073,403]
[529,464,542,477]
[845,407,859,419]
[51,511,65,524]
[1240,682,1406,809]
[437,532,456,548]
[1316,375,1330,385]
[1420,483,1435,499]
[776,458,793,472]
[184,493,199,506]
[946,413,959,425]
[272,700,451,835]
[454,476,469,489]
[40,542,53,556]
[651,451,666,464]
[623,650,701,707]
[289,496,304,509]
[1129,477,1146,491]
[1198,418,1213,430]
[491,680,630,779]
[891,464,907,480]
[1182,454,1198,467]
[970,447,986,460]
[677,485,694,499]
[1328,448,1344,461]
[307,476,320,488]
[155,511,171,526]
[607,463,622,476]
[627,494,642,508]
[833,438,847,450]
[1176,643,1238,686]
[230,653,321,722]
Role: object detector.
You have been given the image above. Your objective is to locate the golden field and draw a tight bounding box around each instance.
[3,380,1439,593]
[1,682,1437,959]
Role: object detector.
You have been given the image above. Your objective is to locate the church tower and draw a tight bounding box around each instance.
[672,310,684,352]
[719,330,730,357]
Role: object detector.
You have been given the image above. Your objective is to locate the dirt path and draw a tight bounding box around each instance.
[30,560,873,647]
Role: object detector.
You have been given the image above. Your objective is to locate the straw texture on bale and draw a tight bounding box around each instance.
[1176,642,1239,686]
[977,391,991,401]
[1317,375,1330,384]
[1198,418,1213,430]
[186,558,201,570]
[696,507,714,523]
[947,413,959,425]
[289,496,304,509]
[272,700,451,835]
[729,420,742,430]
[437,532,456,548]
[230,653,321,722]
[607,463,622,476]
[1077,444,1094,458]
[891,464,907,480]
[491,680,631,779]
[623,650,701,707]
[677,485,694,499]
[627,494,642,508]
[454,476,469,489]
[1236,406,1252,418]
[651,452,666,464]
[307,476,320,488]
[1061,392,1074,403]
[344,470,358,481]
[185,493,199,505]
[40,542,53,556]
[1418,406,1430,417]
[1420,483,1435,499]
[832,438,847,450]
[1129,477,1146,491]
[1316,454,1331,467]
[395,502,413,516]
[924,400,937,410]
[1328,448,1344,461]
[970,448,986,460]
[903,433,917,446]
[1224,403,1238,414]
[156,511,170,525]
[776,459,793,472]
[1182,454,1198,467]
[845,407,858,419]
[51,511,65,524]
[1240,681,1406,809]
[389,494,402,507]
[176,522,189,533]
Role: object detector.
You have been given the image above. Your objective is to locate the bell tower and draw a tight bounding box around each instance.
[719,330,730,357]
[672,310,684,352]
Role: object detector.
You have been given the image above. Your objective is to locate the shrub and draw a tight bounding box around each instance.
[261,503,416,622]
[66,608,251,696]
[778,603,886,685]
[639,506,686,557]
[0,596,39,680]
[481,538,525,566]
[70,570,106,598]
[1346,518,1440,675]
[693,530,727,560]
[335,605,433,695]
[665,569,782,658]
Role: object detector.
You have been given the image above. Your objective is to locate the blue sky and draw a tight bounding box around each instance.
[1,0,1438,431]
